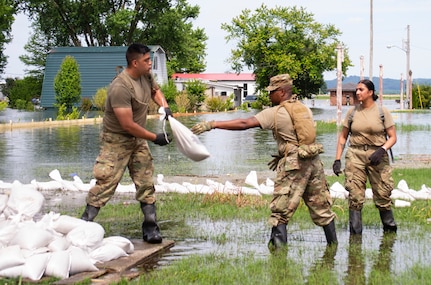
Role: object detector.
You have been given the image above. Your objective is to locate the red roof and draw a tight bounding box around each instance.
[172,73,255,81]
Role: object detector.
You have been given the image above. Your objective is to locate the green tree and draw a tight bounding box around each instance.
[221,5,352,97]
[19,22,55,78]
[5,76,42,109]
[185,79,206,112]
[16,0,207,74]
[54,55,81,110]
[160,79,179,112]
[0,0,15,73]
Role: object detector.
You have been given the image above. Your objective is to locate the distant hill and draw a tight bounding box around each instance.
[325,76,431,94]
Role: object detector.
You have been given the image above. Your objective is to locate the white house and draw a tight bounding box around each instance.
[171,73,257,107]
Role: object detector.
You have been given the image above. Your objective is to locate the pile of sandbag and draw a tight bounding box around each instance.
[329,179,431,207]
[0,184,134,281]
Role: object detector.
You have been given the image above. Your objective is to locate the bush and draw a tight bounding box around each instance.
[92,87,107,111]
[81,97,93,112]
[175,91,190,113]
[0,101,7,111]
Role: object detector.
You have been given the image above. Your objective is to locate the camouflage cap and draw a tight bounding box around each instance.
[266,74,293,92]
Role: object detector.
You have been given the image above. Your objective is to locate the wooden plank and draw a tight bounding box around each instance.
[53,239,174,285]
[96,239,175,272]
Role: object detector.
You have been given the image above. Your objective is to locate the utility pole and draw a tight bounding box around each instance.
[369,0,373,79]
[360,55,365,80]
[336,44,344,127]
[406,25,412,109]
[379,64,383,106]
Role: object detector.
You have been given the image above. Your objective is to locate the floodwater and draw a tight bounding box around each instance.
[1,100,431,282]
[0,99,430,184]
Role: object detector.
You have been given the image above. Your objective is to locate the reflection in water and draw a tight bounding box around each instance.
[345,235,365,285]
[344,233,396,285]
[368,233,397,284]
[307,244,338,284]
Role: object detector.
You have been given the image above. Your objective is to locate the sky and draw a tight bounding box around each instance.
[3,0,431,80]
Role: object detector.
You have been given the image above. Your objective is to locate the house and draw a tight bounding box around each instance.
[40,45,168,109]
[171,73,257,107]
[328,82,358,106]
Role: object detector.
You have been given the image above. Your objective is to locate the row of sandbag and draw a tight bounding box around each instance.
[0,185,134,281]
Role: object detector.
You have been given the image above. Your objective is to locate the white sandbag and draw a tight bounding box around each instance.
[391,189,415,201]
[21,252,51,281]
[89,244,128,263]
[0,245,25,271]
[0,194,8,214]
[9,224,53,250]
[68,246,98,275]
[0,264,23,278]
[67,222,105,252]
[0,220,18,247]
[102,236,134,254]
[51,214,87,235]
[168,116,210,162]
[44,250,71,279]
[394,199,411,208]
[48,236,71,252]
[4,184,45,222]
[397,179,410,193]
[245,171,260,190]
[365,188,373,199]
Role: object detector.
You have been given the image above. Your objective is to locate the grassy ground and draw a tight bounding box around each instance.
[98,169,431,284]
[2,168,431,284]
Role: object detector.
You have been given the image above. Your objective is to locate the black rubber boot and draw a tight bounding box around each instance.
[81,204,100,221]
[379,209,397,233]
[323,219,338,245]
[349,210,363,235]
[140,202,162,244]
[268,224,287,251]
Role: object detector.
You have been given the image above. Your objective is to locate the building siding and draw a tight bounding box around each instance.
[41,46,167,108]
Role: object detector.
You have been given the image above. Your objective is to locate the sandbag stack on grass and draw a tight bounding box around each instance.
[0,185,134,281]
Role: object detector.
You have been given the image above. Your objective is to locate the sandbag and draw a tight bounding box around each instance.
[102,236,134,254]
[66,222,105,252]
[44,250,71,279]
[168,116,210,161]
[0,245,25,271]
[89,244,128,263]
[9,224,53,250]
[21,252,51,281]
[4,184,44,222]
[68,246,98,275]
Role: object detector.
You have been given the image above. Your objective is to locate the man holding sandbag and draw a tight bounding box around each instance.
[81,43,172,244]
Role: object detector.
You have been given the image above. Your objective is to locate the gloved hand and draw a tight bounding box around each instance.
[267,154,281,171]
[153,133,171,146]
[164,107,173,120]
[332,160,342,176]
[369,147,386,166]
[191,121,215,135]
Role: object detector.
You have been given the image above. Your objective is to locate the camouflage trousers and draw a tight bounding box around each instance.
[269,155,335,227]
[86,131,156,208]
[344,146,394,211]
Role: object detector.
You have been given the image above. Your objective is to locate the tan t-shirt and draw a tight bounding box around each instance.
[343,103,394,146]
[103,71,159,135]
[255,105,299,155]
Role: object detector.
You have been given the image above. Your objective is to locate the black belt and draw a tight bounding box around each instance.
[349,145,379,151]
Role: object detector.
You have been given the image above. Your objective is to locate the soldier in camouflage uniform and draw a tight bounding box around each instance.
[333,79,397,235]
[80,43,172,244]
[192,74,337,250]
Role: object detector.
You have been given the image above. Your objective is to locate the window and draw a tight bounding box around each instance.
[153,56,158,70]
